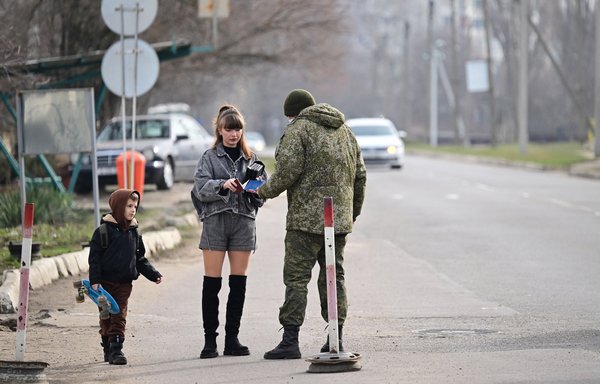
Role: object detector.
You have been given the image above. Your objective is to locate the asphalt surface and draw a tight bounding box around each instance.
[1,153,600,383]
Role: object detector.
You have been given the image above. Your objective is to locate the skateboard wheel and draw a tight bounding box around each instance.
[73,280,83,288]
[75,292,85,303]
[100,309,110,320]
[98,296,110,320]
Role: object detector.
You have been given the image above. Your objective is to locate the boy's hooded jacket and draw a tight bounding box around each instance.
[88,189,161,285]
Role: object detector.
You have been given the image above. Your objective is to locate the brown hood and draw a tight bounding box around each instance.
[108,189,140,230]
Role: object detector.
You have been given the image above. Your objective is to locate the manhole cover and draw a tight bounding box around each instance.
[415,329,500,338]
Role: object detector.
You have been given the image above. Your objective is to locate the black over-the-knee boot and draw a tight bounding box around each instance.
[200,276,222,359]
[224,275,250,356]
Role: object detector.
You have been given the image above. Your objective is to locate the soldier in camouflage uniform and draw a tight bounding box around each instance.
[257,89,367,359]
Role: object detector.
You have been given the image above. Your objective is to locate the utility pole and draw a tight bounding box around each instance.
[430,42,439,147]
[428,0,435,146]
[450,0,462,143]
[402,20,411,132]
[518,0,528,155]
[594,0,600,157]
[482,0,497,146]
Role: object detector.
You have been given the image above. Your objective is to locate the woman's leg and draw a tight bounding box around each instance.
[224,250,252,355]
[200,250,226,358]
[227,250,251,276]
[203,249,226,277]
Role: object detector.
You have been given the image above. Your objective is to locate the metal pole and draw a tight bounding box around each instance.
[119,4,128,188]
[482,0,497,146]
[429,43,439,147]
[16,203,34,361]
[439,58,467,145]
[16,93,26,225]
[89,89,100,227]
[323,197,339,353]
[518,0,528,155]
[403,21,411,133]
[130,1,141,190]
[594,0,600,158]
[212,0,219,48]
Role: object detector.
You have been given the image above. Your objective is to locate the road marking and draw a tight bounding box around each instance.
[475,183,494,192]
[545,197,598,215]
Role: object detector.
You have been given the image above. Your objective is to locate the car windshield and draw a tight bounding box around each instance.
[350,124,396,136]
[97,120,170,141]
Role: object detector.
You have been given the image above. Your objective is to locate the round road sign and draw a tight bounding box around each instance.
[101,0,158,36]
[101,38,160,98]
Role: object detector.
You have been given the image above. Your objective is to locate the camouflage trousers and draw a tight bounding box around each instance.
[278,230,348,327]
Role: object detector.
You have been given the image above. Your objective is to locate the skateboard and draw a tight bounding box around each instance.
[73,279,120,320]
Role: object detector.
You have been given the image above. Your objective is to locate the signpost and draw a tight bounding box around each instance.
[101,0,159,189]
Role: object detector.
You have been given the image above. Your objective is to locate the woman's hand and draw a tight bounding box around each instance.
[223,178,243,192]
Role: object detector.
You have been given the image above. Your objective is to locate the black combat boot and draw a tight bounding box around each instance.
[224,275,250,356]
[101,336,110,362]
[109,335,127,365]
[320,325,344,353]
[200,276,222,359]
[263,325,301,359]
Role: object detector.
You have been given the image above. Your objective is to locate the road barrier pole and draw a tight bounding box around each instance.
[16,203,34,361]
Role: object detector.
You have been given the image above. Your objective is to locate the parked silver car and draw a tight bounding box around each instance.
[346,117,405,169]
[73,113,212,193]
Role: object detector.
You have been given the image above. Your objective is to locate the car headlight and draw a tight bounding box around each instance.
[387,146,398,154]
[142,148,156,161]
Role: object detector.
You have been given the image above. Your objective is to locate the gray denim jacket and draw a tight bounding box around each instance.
[192,143,266,220]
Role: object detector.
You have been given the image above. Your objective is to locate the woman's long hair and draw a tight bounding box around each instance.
[212,105,252,158]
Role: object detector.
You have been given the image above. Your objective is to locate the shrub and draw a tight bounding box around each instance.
[0,185,77,227]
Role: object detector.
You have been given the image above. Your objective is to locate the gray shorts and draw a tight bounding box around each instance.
[199,211,256,251]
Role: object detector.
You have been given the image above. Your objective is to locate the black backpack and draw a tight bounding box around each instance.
[98,223,140,250]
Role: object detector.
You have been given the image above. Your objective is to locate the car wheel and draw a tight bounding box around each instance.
[391,164,403,169]
[156,159,174,190]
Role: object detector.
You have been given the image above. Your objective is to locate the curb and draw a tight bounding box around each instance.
[407,150,600,180]
[0,222,194,314]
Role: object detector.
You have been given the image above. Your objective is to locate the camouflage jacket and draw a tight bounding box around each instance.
[258,103,367,234]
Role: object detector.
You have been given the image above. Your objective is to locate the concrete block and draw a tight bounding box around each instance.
[33,258,59,282]
[53,256,69,278]
[75,248,89,273]
[0,269,19,313]
[160,228,181,250]
[29,264,49,290]
[61,252,81,276]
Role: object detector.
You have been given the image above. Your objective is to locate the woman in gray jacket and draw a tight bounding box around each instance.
[192,105,265,359]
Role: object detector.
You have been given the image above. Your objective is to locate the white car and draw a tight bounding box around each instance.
[72,113,212,193]
[245,131,266,153]
[346,117,405,169]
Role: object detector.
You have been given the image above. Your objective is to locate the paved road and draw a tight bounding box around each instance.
[2,155,600,383]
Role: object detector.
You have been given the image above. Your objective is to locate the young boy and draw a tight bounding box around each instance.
[88,189,163,365]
